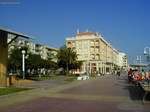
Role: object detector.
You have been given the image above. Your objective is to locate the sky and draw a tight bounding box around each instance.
[0,0,150,64]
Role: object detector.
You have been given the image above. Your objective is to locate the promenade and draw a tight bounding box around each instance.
[0,74,149,112]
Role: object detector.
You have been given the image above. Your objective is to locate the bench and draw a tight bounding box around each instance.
[77,75,89,80]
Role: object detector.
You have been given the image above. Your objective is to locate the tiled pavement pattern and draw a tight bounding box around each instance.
[0,74,149,112]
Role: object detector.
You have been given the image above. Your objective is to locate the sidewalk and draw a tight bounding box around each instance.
[13,76,68,89]
[0,74,149,112]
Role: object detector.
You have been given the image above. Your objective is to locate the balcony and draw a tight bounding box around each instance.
[72,42,76,47]
[95,48,99,53]
[95,54,100,60]
[47,52,54,57]
[90,41,94,46]
[91,54,95,60]
[95,41,99,46]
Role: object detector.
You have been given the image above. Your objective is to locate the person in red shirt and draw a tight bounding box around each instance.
[128,68,133,84]
[137,71,141,81]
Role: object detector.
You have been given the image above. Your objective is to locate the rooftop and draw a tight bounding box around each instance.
[76,32,97,37]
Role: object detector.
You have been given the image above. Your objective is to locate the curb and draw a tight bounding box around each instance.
[0,87,41,98]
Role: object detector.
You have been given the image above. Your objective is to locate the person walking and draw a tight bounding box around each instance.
[128,68,133,84]
[141,69,146,80]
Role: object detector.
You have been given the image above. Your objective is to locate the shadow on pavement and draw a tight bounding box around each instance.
[116,75,143,101]
[127,85,142,101]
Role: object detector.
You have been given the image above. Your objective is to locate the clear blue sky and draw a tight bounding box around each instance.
[0,0,150,64]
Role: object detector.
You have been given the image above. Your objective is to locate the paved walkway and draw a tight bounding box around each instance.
[0,74,149,112]
[14,76,68,89]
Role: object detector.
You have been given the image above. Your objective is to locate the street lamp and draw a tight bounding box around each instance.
[144,47,150,61]
[21,50,26,79]
[133,59,137,63]
[137,56,142,63]
[144,47,150,55]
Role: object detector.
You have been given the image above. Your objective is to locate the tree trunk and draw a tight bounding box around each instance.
[66,62,69,75]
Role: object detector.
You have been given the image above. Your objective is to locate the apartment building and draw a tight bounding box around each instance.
[66,30,128,74]
[44,46,58,62]
[8,34,58,62]
[118,53,128,70]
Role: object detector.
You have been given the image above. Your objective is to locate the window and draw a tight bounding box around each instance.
[95,54,100,59]
[72,42,76,47]
[84,54,88,58]
[90,48,94,53]
[95,48,99,53]
[90,41,94,46]
[78,54,82,59]
[95,40,99,46]
[78,48,82,53]
[84,48,88,52]
[78,41,82,45]
[84,41,88,46]
[91,54,95,59]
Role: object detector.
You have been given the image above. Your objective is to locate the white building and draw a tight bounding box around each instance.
[8,34,58,62]
[118,52,128,70]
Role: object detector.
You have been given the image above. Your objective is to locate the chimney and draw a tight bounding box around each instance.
[96,32,99,36]
[77,29,79,34]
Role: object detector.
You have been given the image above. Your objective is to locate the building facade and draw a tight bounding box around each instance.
[66,30,128,74]
[8,34,58,62]
[44,46,58,62]
[118,52,128,71]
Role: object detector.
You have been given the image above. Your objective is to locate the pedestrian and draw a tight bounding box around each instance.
[145,70,150,80]
[128,68,133,84]
[117,70,120,76]
[141,69,146,80]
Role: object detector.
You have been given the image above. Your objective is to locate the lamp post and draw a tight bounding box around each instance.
[21,50,26,79]
[137,56,142,63]
[133,59,137,63]
[144,47,150,61]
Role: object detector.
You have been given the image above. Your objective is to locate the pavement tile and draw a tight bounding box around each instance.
[0,74,149,112]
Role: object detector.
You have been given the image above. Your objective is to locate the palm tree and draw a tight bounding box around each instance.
[57,45,78,75]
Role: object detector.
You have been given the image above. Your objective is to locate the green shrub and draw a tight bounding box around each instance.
[75,74,80,77]
[0,87,33,96]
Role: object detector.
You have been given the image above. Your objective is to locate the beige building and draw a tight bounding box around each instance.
[66,30,127,74]
[44,46,58,62]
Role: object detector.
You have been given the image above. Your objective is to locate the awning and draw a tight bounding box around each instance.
[0,27,35,45]
[0,27,34,39]
[130,63,148,67]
